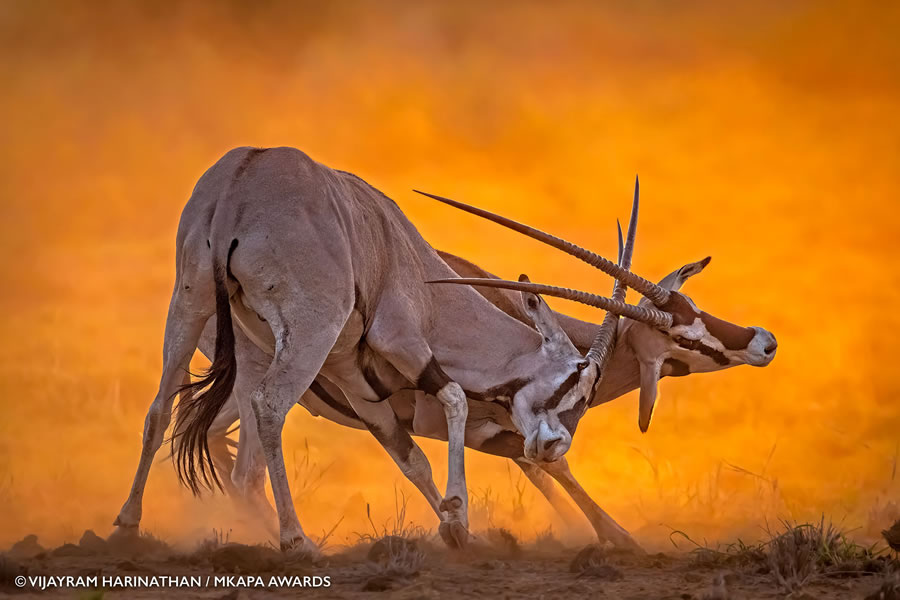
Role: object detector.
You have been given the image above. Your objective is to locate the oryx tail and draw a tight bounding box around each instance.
[171,239,239,495]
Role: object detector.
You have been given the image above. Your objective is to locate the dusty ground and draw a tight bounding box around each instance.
[1,530,896,599]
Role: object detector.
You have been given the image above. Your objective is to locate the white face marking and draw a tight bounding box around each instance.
[511,361,598,463]
[631,307,777,376]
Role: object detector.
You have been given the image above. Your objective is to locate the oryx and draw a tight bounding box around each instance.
[114,146,777,555]
[200,186,776,550]
[198,193,643,549]
[114,147,661,554]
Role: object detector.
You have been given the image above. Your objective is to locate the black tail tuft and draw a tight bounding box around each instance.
[171,250,238,496]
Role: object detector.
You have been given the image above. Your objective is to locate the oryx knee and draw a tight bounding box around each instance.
[436,382,467,421]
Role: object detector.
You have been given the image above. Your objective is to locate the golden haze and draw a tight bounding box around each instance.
[1,1,898,550]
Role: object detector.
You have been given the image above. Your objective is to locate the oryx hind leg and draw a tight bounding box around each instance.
[539,457,643,552]
[114,282,213,531]
[343,390,444,519]
[248,302,349,555]
[513,459,582,530]
[206,396,239,496]
[207,390,278,538]
[203,317,278,537]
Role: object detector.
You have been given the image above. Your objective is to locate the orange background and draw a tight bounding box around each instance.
[1,1,898,550]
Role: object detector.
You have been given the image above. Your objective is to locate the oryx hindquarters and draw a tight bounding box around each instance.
[116,146,478,554]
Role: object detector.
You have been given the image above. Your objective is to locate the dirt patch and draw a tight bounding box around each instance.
[1,530,896,599]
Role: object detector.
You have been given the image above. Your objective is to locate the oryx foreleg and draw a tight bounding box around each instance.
[539,457,643,552]
[366,319,469,548]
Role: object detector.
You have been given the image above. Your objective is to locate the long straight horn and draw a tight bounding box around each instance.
[414,187,670,306]
[428,278,673,329]
[587,176,640,365]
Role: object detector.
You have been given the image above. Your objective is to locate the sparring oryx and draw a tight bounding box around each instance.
[200,219,642,549]
[199,180,777,550]
[114,146,687,555]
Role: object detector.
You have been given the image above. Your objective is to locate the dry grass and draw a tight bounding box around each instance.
[468,465,541,541]
[194,527,231,554]
[355,488,429,583]
[358,488,431,543]
[766,518,885,592]
[670,516,894,594]
[289,439,333,507]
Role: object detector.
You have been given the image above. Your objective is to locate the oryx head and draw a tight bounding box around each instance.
[498,272,601,462]
[417,176,776,447]
[620,255,777,431]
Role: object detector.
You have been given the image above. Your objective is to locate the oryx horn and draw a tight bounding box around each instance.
[414,184,671,306]
[586,176,640,365]
[427,278,673,329]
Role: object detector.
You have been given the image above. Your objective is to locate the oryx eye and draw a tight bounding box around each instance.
[576,360,589,372]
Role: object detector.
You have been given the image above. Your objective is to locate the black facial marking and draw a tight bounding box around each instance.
[309,380,362,422]
[478,431,526,458]
[417,356,452,396]
[536,369,580,414]
[663,358,691,377]
[587,371,601,407]
[558,397,587,436]
[672,336,730,366]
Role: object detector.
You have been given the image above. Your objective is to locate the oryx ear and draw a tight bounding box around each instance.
[518,273,573,348]
[658,256,711,292]
[638,358,663,432]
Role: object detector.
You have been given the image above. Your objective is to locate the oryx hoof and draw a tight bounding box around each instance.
[607,531,645,555]
[109,520,139,541]
[112,514,139,529]
[438,520,470,550]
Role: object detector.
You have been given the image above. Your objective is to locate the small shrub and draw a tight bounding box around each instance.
[366,536,425,578]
